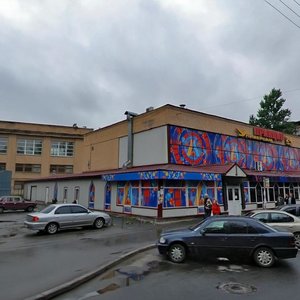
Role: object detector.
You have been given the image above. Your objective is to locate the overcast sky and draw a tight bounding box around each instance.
[0,0,300,129]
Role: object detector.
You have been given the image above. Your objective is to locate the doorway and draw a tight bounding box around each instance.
[227,186,242,215]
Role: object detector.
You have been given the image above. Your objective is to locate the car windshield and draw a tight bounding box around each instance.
[40,205,56,214]
[189,219,207,231]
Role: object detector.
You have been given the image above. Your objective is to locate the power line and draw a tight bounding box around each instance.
[201,88,300,110]
[293,0,300,8]
[279,0,300,18]
[264,0,300,29]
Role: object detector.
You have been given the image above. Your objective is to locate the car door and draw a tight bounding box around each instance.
[71,205,92,227]
[4,197,15,210]
[223,220,258,258]
[268,212,297,233]
[194,219,229,258]
[14,197,25,210]
[53,206,73,229]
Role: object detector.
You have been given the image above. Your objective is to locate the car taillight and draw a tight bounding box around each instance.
[32,216,39,222]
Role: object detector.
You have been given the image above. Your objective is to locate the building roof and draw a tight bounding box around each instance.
[25,163,240,183]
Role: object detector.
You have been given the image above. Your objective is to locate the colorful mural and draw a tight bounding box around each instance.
[141,181,158,207]
[103,170,221,182]
[88,181,95,209]
[170,126,300,171]
[117,182,139,206]
[104,182,111,210]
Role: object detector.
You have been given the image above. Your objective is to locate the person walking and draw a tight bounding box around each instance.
[212,199,221,215]
[204,194,212,218]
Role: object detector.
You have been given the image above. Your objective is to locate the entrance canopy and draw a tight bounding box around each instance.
[245,169,300,183]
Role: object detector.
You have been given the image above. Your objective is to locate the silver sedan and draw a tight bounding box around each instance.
[248,209,300,247]
[24,203,111,234]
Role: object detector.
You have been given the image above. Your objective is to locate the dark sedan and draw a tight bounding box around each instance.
[279,204,300,217]
[157,216,298,267]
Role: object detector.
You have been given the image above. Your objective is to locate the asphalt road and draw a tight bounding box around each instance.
[56,248,300,300]
[0,210,197,300]
[3,210,300,300]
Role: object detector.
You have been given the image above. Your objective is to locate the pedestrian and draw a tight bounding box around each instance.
[277,195,284,207]
[212,199,221,215]
[287,192,296,205]
[284,194,289,205]
[72,199,78,204]
[204,194,212,218]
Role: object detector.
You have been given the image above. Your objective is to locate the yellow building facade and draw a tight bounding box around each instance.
[0,120,92,195]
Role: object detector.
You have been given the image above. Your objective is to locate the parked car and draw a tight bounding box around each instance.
[157,216,298,267]
[24,203,111,234]
[247,210,300,248]
[0,196,37,213]
[279,204,300,217]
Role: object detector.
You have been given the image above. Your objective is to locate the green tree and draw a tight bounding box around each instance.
[249,88,296,134]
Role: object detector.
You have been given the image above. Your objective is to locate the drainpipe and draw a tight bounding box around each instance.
[124,111,138,168]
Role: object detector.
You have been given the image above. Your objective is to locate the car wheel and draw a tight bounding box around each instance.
[46,223,59,235]
[26,206,34,212]
[253,247,275,268]
[294,232,300,248]
[168,243,186,263]
[93,218,105,229]
[0,207,3,213]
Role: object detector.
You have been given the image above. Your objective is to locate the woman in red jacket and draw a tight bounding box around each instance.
[212,199,221,215]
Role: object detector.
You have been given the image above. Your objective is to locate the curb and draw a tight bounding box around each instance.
[24,243,156,300]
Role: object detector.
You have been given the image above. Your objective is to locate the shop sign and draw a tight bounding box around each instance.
[253,127,284,142]
[236,128,291,146]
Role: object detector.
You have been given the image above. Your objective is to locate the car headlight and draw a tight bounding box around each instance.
[159,237,166,244]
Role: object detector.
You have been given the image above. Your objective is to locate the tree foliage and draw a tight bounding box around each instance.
[249,88,296,134]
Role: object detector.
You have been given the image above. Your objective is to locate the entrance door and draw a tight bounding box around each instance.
[227,186,242,215]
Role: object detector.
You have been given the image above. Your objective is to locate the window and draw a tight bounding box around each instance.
[63,187,68,202]
[204,220,227,234]
[55,206,72,214]
[164,180,186,208]
[50,165,73,174]
[270,213,294,223]
[15,164,41,173]
[14,181,24,194]
[0,163,6,171]
[71,206,88,214]
[0,137,8,154]
[117,181,139,206]
[253,212,269,223]
[51,141,74,157]
[228,221,248,234]
[74,187,80,202]
[17,139,42,155]
[249,223,270,234]
[141,181,158,207]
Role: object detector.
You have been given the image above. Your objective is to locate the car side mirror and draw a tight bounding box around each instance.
[199,229,206,236]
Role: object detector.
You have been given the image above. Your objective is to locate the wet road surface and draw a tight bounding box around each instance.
[55,248,300,300]
[0,210,198,300]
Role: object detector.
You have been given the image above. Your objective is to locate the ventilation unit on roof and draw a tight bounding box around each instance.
[146,106,154,112]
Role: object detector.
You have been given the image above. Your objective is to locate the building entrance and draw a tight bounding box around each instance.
[227,186,242,215]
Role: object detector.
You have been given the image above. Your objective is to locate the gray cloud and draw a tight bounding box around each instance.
[0,0,299,128]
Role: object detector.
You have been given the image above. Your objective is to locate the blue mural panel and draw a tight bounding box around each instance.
[169,125,300,172]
